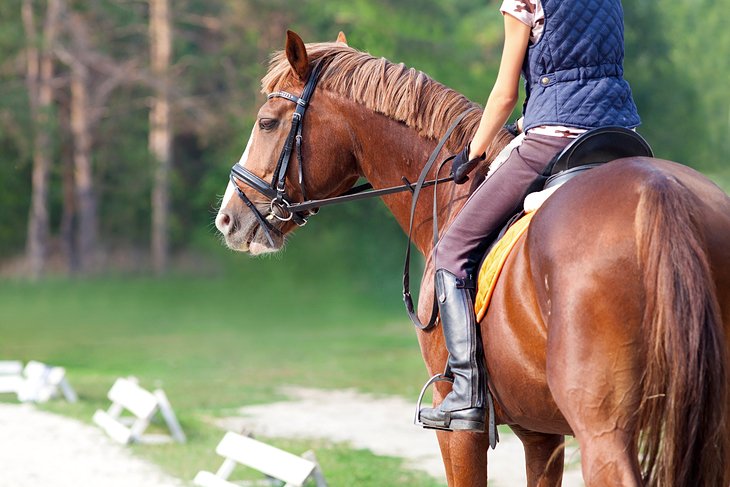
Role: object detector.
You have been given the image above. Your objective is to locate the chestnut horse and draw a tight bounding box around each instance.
[215,31,730,487]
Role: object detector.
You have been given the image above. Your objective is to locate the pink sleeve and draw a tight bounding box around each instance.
[499,0,534,28]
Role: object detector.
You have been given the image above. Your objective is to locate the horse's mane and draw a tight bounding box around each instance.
[261,42,513,159]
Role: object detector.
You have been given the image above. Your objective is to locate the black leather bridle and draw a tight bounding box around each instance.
[228,61,325,247]
[228,59,474,330]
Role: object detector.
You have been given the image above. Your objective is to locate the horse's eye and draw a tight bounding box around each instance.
[259,118,278,131]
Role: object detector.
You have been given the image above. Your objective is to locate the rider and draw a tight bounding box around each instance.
[418,0,641,432]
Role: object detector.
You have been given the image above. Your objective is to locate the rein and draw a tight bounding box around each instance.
[402,109,473,331]
[232,164,454,215]
[229,61,474,330]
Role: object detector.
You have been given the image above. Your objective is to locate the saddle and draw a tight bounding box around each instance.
[474,127,654,317]
[544,125,654,188]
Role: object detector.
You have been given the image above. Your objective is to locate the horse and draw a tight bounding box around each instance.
[215,31,730,487]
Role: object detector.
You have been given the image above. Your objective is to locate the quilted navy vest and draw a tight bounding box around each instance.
[521,0,641,132]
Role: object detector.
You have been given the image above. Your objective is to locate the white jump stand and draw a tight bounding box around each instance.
[17,361,78,403]
[194,431,327,487]
[92,377,186,445]
[0,360,24,395]
[0,360,77,403]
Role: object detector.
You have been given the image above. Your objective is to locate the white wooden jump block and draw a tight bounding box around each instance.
[93,377,186,445]
[0,360,24,394]
[0,360,77,403]
[194,432,327,487]
[16,360,78,403]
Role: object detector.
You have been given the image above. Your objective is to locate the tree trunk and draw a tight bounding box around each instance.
[22,0,61,279]
[55,8,137,274]
[149,0,172,275]
[59,101,79,274]
[69,60,98,273]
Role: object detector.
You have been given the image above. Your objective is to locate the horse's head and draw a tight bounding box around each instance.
[215,31,359,255]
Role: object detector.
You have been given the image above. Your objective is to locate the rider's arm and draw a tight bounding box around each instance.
[469,14,531,159]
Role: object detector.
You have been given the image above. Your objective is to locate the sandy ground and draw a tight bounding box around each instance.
[0,403,183,487]
[1,388,585,486]
[217,387,585,487]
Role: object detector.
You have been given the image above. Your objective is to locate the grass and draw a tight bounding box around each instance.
[3,166,726,485]
[0,218,445,486]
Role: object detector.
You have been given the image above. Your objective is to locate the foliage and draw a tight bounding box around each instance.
[1,0,727,260]
[1,1,728,481]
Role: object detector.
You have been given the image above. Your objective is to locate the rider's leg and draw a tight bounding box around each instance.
[419,133,571,432]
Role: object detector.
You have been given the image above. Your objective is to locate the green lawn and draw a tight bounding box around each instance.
[7,165,723,485]
[0,226,444,485]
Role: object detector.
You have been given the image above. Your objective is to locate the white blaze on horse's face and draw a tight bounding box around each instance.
[217,129,256,226]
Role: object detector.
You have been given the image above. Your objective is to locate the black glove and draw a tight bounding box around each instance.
[505,121,520,136]
[451,143,486,185]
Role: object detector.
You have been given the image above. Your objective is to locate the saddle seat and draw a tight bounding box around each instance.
[474,126,654,319]
[545,125,654,187]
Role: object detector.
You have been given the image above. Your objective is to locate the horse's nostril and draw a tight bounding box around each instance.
[215,212,233,234]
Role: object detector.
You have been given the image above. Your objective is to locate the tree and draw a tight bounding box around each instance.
[58,13,95,273]
[21,0,61,278]
[149,0,172,274]
[55,5,138,273]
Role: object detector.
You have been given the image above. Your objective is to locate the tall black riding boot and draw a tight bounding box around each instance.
[418,269,486,432]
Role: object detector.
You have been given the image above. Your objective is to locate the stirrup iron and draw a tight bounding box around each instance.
[414,373,454,431]
[414,373,500,449]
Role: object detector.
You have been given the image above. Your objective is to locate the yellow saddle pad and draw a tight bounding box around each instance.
[474,211,535,322]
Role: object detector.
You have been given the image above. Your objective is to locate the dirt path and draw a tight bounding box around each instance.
[1,388,585,486]
[0,403,183,487]
[217,387,585,486]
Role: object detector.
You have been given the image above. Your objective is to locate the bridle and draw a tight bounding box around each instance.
[228,61,326,248]
[228,58,474,330]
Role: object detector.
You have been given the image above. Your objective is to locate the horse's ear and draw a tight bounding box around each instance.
[336,31,348,45]
[285,30,310,82]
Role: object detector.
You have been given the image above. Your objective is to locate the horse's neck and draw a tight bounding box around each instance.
[348,103,472,256]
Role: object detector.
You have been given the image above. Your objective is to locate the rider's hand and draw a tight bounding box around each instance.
[505,117,523,136]
[451,143,486,185]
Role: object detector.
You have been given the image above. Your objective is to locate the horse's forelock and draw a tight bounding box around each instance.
[260,42,513,156]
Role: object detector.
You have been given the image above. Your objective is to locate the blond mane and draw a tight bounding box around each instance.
[261,42,513,157]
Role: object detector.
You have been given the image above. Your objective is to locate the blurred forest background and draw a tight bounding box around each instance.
[0,0,729,278]
[0,2,728,482]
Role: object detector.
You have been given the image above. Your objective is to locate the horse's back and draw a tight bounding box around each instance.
[484,156,730,437]
[532,156,730,287]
